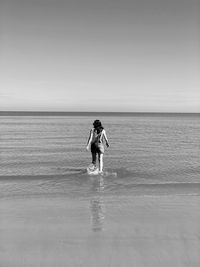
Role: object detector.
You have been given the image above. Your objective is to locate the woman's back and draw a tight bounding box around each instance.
[92,128,104,144]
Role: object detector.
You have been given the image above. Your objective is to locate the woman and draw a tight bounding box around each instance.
[86,120,109,173]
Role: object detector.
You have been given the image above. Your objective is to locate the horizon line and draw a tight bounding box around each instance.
[0,111,200,116]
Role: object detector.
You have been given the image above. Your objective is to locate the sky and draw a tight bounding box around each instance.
[0,0,199,112]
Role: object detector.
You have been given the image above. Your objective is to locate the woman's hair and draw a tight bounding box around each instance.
[93,120,104,134]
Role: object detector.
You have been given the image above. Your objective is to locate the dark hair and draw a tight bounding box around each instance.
[93,120,104,134]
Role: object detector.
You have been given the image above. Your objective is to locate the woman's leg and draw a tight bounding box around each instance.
[91,144,97,166]
[92,151,97,166]
[98,153,103,172]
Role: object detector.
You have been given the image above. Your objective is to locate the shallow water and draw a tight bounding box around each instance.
[1,114,200,198]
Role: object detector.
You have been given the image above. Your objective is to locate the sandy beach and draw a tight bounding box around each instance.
[1,193,199,267]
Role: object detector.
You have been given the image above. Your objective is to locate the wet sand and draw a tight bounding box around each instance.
[0,194,200,267]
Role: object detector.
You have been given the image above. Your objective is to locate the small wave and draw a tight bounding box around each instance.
[59,167,86,174]
[1,165,200,187]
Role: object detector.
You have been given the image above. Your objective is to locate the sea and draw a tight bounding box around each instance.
[1,113,200,198]
[1,113,200,266]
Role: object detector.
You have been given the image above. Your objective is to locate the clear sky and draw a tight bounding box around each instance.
[0,0,199,112]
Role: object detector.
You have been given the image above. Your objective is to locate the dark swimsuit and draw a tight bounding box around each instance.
[90,129,104,165]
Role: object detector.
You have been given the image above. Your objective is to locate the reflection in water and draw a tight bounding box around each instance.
[90,176,105,232]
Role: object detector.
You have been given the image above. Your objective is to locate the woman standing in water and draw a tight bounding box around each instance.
[86,120,109,173]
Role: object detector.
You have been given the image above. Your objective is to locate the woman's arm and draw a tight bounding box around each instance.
[86,129,93,151]
[103,130,109,147]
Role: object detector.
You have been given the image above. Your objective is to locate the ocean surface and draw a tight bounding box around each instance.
[1,113,200,198]
[1,114,200,267]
